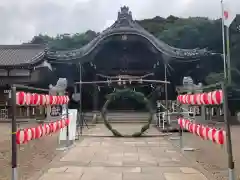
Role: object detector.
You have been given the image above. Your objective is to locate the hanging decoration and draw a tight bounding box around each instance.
[101,88,153,137]
[177,90,223,105]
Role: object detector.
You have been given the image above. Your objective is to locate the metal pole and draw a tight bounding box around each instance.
[226,27,232,84]
[11,86,17,180]
[222,82,235,180]
[164,63,169,132]
[66,92,69,147]
[221,0,227,80]
[79,63,83,135]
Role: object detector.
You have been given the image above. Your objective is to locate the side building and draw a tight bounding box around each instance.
[0,44,54,120]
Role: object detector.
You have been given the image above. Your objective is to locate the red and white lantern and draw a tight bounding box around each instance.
[16,91,26,105]
[16,129,26,144]
[212,90,223,105]
[25,93,32,105]
[49,95,53,105]
[33,93,40,105]
[52,122,57,133]
[45,95,50,105]
[178,118,183,128]
[65,118,70,126]
[52,96,57,105]
[207,92,213,105]
[214,129,225,145]
[35,126,43,139]
[45,124,51,135]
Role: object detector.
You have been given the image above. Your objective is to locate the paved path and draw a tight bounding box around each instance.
[37,124,209,180]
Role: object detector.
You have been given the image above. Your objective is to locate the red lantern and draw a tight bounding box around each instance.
[26,128,32,142]
[16,129,25,144]
[35,126,42,139]
[45,124,50,135]
[207,92,213,105]
[207,128,216,142]
[212,90,223,105]
[199,125,205,139]
[49,95,53,105]
[186,94,191,104]
[16,91,26,105]
[45,95,50,105]
[177,95,182,103]
[214,129,225,145]
[52,122,57,133]
[65,118,70,126]
[25,93,32,105]
[41,94,46,105]
[189,123,193,133]
[41,124,46,137]
[30,127,36,140]
[189,94,194,105]
[178,118,183,128]
[39,94,44,105]
[52,96,57,105]
[49,122,54,133]
[33,93,40,105]
[182,95,186,104]
[201,93,209,105]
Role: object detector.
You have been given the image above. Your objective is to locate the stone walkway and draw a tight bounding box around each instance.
[37,124,209,180]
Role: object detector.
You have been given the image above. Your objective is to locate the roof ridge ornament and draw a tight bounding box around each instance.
[117,6,133,21]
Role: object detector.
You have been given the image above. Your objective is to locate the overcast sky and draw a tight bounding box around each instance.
[0,0,239,44]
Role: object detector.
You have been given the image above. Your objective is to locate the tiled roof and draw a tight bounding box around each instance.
[0,44,45,66]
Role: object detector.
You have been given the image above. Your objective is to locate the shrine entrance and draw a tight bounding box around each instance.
[46,6,218,114]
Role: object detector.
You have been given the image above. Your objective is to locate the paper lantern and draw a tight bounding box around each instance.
[65,118,70,126]
[16,91,26,105]
[177,95,182,103]
[214,129,225,145]
[35,126,43,139]
[178,118,183,128]
[199,125,205,139]
[200,93,208,105]
[26,93,32,105]
[181,95,186,104]
[45,95,50,105]
[45,124,51,135]
[26,128,32,142]
[189,94,194,105]
[30,127,36,140]
[186,94,191,104]
[49,95,53,105]
[212,90,223,105]
[207,128,217,142]
[52,96,57,105]
[33,93,40,105]
[16,129,25,144]
[52,122,57,133]
[41,125,46,136]
[207,92,213,105]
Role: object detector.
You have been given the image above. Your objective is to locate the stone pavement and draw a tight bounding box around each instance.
[37,124,210,180]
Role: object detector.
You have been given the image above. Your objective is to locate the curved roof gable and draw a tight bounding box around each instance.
[46,6,213,61]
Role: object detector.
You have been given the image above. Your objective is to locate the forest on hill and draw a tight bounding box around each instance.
[29,15,240,84]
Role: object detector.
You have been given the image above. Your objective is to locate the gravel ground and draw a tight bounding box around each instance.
[0,122,61,180]
[169,125,240,180]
